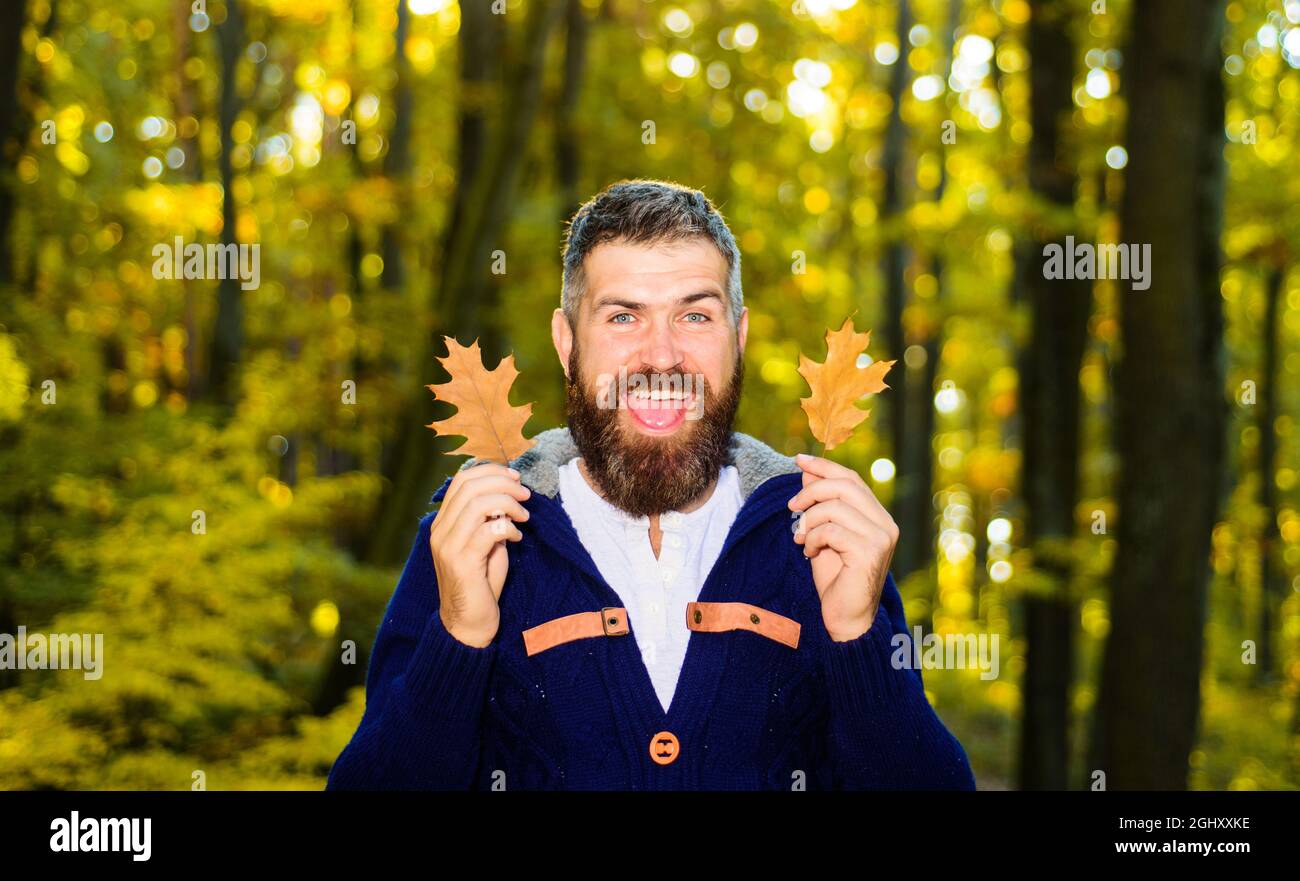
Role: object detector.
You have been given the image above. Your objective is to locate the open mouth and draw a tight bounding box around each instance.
[624,389,699,434]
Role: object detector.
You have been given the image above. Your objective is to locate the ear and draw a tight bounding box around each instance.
[736,306,749,356]
[552,308,574,379]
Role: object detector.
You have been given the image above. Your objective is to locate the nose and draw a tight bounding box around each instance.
[638,316,683,372]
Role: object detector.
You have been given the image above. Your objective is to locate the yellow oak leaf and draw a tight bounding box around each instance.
[797,317,896,451]
[426,337,536,463]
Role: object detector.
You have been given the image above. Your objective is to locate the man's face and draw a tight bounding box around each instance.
[552,237,749,516]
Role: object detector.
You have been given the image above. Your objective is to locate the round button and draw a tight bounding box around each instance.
[649,730,680,765]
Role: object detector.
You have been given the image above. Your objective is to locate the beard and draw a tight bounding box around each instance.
[565,343,744,517]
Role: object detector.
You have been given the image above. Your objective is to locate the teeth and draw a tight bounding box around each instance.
[630,390,692,401]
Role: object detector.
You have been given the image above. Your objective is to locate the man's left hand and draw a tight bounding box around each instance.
[788,453,899,642]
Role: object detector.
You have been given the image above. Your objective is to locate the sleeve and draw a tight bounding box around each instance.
[818,571,977,790]
[326,509,497,790]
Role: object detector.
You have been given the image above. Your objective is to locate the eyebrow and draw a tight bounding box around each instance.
[592,290,726,312]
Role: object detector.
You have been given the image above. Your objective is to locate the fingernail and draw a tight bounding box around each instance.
[508,468,520,478]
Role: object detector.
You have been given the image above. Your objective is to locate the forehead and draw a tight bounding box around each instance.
[581,238,728,299]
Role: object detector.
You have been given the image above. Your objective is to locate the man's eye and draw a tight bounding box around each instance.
[683,312,710,323]
[611,313,634,324]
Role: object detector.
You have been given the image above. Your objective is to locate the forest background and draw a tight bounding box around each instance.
[0,0,1297,790]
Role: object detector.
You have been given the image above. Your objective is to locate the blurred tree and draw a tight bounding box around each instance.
[0,0,1296,793]
[0,0,27,286]
[1095,0,1228,790]
[911,0,962,634]
[556,0,589,224]
[379,0,411,292]
[881,0,922,579]
[1255,251,1286,683]
[171,0,203,401]
[207,0,247,406]
[1015,0,1091,792]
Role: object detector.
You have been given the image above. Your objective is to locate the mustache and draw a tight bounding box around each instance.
[592,366,709,417]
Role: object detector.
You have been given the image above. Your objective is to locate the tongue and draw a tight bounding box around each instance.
[627,396,686,430]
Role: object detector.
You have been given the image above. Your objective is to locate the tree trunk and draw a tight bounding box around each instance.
[365,0,562,566]
[0,0,29,287]
[1094,0,1226,790]
[882,0,923,581]
[913,0,961,635]
[173,0,204,400]
[379,0,411,291]
[556,0,588,223]
[1254,259,1284,683]
[207,0,246,406]
[1015,0,1091,791]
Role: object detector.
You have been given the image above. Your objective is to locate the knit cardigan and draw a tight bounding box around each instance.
[327,428,977,790]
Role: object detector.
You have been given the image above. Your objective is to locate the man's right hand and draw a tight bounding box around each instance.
[430,463,531,647]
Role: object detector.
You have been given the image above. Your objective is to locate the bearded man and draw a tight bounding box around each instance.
[328,180,976,790]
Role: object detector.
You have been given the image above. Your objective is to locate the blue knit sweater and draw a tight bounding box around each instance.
[327,429,976,790]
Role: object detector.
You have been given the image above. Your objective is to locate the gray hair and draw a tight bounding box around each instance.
[560,179,743,328]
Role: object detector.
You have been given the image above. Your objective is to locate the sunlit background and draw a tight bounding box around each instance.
[0,0,1298,789]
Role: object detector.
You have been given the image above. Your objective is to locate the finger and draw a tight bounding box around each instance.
[467,518,523,556]
[789,477,872,513]
[789,477,893,534]
[804,521,897,581]
[790,454,873,511]
[440,461,519,512]
[440,463,521,513]
[435,470,526,537]
[795,453,865,485]
[452,493,530,535]
[445,494,531,549]
[448,506,525,559]
[792,499,875,543]
[801,522,873,567]
[439,477,530,525]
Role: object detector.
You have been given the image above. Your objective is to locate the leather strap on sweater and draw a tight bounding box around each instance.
[522,607,629,656]
[686,602,801,649]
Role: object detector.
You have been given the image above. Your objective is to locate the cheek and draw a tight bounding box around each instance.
[681,338,736,387]
[575,337,614,378]
[582,333,641,369]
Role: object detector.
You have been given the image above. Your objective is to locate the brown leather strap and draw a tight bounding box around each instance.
[522,607,629,656]
[686,602,801,649]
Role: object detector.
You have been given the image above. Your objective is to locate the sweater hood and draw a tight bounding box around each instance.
[455,426,800,501]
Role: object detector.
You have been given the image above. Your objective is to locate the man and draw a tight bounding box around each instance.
[327,179,976,790]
